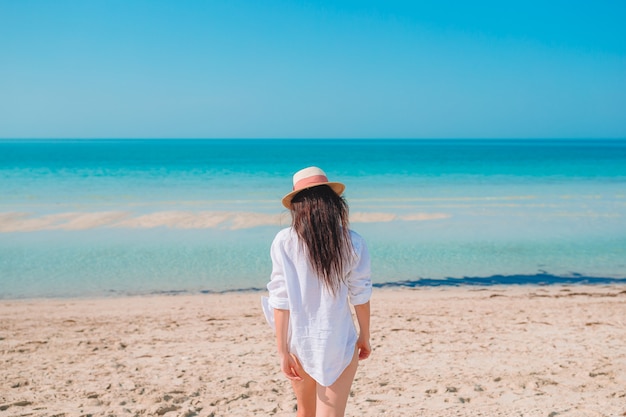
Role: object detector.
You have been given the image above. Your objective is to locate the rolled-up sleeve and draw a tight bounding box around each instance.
[348,234,372,306]
[267,235,290,310]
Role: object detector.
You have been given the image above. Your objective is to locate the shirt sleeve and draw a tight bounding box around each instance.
[267,233,290,310]
[348,233,372,306]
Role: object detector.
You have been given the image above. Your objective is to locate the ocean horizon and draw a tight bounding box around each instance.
[1,139,625,299]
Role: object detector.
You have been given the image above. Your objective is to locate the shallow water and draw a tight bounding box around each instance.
[1,139,625,298]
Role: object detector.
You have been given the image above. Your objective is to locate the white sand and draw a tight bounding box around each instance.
[1,285,625,416]
[0,210,447,232]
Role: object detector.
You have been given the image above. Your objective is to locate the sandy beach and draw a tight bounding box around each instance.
[1,285,625,417]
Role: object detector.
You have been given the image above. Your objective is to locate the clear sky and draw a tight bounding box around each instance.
[1,0,625,139]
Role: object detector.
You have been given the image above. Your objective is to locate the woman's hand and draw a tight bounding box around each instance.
[280,353,303,381]
[274,309,301,380]
[356,335,371,360]
[354,301,371,360]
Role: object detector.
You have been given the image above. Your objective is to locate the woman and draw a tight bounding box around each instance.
[263,166,372,417]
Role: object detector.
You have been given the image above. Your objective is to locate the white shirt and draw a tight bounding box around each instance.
[264,227,372,386]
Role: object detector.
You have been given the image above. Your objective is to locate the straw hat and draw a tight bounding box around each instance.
[282,166,345,209]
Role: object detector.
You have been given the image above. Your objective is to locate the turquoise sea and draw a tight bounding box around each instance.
[1,139,625,298]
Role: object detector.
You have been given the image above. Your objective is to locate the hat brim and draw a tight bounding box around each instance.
[282,182,345,209]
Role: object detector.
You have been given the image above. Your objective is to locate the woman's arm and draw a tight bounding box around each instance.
[274,308,302,381]
[354,301,371,360]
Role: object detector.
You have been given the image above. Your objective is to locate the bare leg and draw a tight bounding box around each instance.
[290,354,317,417]
[315,348,359,417]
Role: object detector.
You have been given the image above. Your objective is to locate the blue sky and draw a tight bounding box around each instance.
[1,0,625,139]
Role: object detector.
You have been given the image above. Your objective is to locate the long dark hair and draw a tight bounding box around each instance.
[290,185,354,295]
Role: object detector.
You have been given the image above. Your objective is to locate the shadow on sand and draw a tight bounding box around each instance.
[373,273,626,288]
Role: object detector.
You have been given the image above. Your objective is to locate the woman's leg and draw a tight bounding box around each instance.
[290,354,317,417]
[315,348,359,417]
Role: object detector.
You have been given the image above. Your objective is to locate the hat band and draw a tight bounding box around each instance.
[293,175,328,191]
